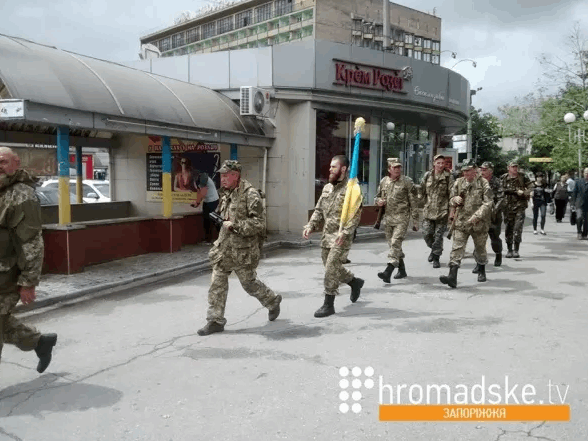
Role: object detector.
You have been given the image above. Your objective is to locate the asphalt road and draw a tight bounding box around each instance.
[1,220,587,441]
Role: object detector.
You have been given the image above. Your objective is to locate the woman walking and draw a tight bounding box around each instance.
[553,174,569,222]
[531,172,550,235]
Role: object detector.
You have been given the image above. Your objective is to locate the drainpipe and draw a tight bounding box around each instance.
[383,0,390,50]
[262,146,268,232]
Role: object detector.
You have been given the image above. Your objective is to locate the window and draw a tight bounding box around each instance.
[202,22,217,39]
[423,39,431,49]
[275,0,293,16]
[218,16,234,34]
[363,23,373,34]
[186,28,200,43]
[432,41,440,51]
[414,36,422,46]
[404,33,413,44]
[172,32,185,49]
[432,54,440,64]
[353,35,362,46]
[423,53,431,62]
[353,19,362,31]
[256,3,273,22]
[414,50,422,60]
[404,48,412,57]
[236,10,252,28]
[159,37,171,52]
[374,24,383,37]
[373,41,383,51]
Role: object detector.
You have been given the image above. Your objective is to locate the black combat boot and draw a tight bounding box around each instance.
[494,253,502,267]
[428,252,434,263]
[314,294,335,317]
[477,265,487,282]
[197,322,225,336]
[348,277,365,303]
[35,333,57,373]
[432,254,441,268]
[505,244,514,258]
[513,243,520,258]
[394,259,407,279]
[377,264,395,283]
[472,263,480,274]
[439,264,459,289]
[268,295,282,321]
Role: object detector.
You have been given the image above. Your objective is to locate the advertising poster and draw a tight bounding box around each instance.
[12,147,57,177]
[68,154,94,179]
[146,138,221,203]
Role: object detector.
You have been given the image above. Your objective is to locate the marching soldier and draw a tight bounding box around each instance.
[477,162,505,268]
[501,161,533,258]
[303,155,364,318]
[420,154,454,268]
[197,160,282,336]
[375,158,419,282]
[440,159,493,288]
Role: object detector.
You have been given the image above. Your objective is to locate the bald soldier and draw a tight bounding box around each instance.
[375,158,419,282]
[0,146,57,372]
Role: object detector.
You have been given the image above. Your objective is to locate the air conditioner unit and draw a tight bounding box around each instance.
[240,86,270,116]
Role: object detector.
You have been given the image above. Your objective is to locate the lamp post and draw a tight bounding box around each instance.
[451,59,477,70]
[466,87,483,159]
[564,110,588,177]
[440,50,457,59]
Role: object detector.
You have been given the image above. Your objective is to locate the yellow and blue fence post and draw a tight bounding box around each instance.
[162,136,172,218]
[57,126,71,225]
[75,145,83,204]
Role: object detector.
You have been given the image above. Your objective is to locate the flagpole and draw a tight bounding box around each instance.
[339,117,366,233]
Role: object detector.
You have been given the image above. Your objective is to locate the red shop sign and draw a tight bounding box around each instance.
[333,60,408,93]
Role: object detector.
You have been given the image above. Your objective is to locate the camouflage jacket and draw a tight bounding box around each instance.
[501,173,533,212]
[450,176,493,232]
[208,178,266,266]
[374,175,419,226]
[0,169,44,287]
[420,170,454,220]
[305,178,362,249]
[487,175,505,219]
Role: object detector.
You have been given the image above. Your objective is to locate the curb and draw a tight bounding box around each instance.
[16,230,385,315]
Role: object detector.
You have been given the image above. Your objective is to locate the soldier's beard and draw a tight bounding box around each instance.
[328,170,342,184]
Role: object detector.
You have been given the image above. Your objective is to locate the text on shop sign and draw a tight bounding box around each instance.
[334,62,405,93]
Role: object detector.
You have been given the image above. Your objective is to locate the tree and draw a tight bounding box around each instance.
[497,92,545,157]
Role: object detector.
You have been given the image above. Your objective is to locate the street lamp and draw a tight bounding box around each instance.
[564,111,588,177]
[440,50,457,59]
[466,87,483,159]
[451,59,477,69]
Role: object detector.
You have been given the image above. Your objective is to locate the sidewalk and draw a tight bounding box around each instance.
[20,226,386,313]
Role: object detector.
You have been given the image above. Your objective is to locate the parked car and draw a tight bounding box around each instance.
[35,186,78,206]
[41,180,110,203]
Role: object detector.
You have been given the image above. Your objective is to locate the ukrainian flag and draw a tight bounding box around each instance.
[339,117,365,232]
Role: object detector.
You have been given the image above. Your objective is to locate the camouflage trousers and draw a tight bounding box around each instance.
[488,214,503,254]
[0,268,41,363]
[504,210,525,245]
[422,216,448,257]
[322,247,355,296]
[206,258,279,326]
[449,229,489,268]
[384,220,409,266]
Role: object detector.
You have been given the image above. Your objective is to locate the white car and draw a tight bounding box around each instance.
[41,180,111,203]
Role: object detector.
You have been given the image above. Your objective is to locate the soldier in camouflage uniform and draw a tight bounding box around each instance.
[303,155,364,318]
[374,158,419,283]
[478,162,505,268]
[0,147,57,372]
[440,159,493,288]
[198,160,282,336]
[501,161,533,258]
[420,154,454,268]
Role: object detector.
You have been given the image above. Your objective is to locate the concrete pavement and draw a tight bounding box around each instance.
[1,214,588,441]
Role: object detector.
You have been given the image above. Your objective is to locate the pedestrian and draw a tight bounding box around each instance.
[553,174,569,222]
[190,168,220,244]
[197,160,281,336]
[375,158,419,283]
[567,173,576,201]
[0,147,57,372]
[440,159,492,288]
[479,162,505,267]
[501,161,533,258]
[572,167,588,240]
[303,155,364,318]
[531,172,551,235]
[419,154,454,268]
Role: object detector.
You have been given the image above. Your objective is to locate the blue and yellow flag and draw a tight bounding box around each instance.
[339,117,365,232]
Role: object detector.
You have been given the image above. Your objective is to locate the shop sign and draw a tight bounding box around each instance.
[529,158,553,163]
[414,86,446,102]
[333,60,408,93]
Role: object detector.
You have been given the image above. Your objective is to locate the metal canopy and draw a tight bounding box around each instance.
[0,34,271,147]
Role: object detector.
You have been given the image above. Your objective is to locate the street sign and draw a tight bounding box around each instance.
[0,100,25,119]
[529,158,553,163]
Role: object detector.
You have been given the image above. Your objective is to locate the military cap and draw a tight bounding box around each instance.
[218,159,242,173]
[433,154,445,161]
[387,157,402,167]
[480,161,494,169]
[461,158,477,170]
[508,160,519,167]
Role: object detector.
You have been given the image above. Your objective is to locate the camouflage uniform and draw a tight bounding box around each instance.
[374,175,419,265]
[206,178,279,326]
[448,175,493,267]
[501,173,533,249]
[487,175,505,255]
[305,178,362,296]
[0,170,43,362]
[420,170,454,257]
